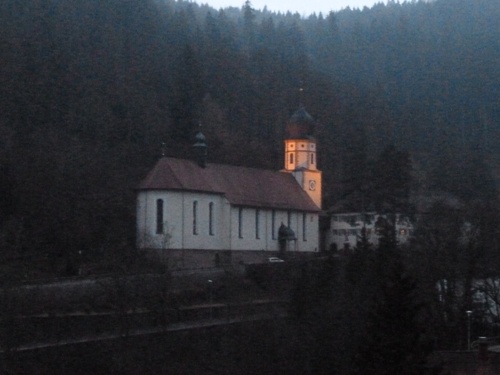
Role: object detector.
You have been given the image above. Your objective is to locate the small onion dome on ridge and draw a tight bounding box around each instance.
[193,131,207,146]
[193,131,208,167]
[285,106,315,139]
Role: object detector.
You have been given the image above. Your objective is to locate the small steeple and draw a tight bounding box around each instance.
[192,129,208,168]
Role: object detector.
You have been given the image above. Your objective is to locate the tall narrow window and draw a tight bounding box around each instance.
[238,208,243,238]
[255,209,260,239]
[209,202,214,236]
[156,199,164,234]
[272,210,276,240]
[302,213,307,241]
[289,153,294,164]
[193,201,198,235]
[311,153,314,164]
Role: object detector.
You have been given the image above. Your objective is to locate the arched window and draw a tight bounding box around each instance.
[209,202,214,236]
[193,201,198,235]
[272,210,276,239]
[255,209,260,239]
[238,207,243,238]
[156,199,164,234]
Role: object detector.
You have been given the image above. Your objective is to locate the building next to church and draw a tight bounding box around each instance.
[325,212,413,253]
[136,107,322,268]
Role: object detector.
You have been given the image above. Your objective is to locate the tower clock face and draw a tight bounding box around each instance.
[308,179,316,191]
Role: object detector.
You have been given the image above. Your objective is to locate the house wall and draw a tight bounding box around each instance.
[137,191,319,253]
[325,213,412,251]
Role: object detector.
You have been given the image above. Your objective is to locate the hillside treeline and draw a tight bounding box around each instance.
[0,0,498,275]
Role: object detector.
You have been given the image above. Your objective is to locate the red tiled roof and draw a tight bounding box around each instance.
[137,157,320,212]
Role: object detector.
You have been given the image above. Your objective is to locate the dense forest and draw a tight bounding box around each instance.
[0,0,498,275]
[0,0,499,372]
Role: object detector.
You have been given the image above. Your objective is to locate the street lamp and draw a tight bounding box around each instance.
[466,310,472,351]
[208,279,213,320]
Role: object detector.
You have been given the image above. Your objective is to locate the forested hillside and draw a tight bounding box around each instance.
[0,0,498,275]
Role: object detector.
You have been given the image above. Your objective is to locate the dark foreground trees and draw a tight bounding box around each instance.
[349,220,438,375]
[289,220,440,374]
[407,198,500,349]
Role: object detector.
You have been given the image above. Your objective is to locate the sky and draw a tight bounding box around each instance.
[201,0,385,16]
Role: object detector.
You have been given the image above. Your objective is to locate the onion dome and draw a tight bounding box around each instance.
[285,106,315,139]
[193,131,207,146]
[193,131,207,168]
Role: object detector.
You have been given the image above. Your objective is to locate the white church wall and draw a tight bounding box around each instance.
[228,207,319,252]
[138,191,319,253]
[301,212,320,252]
[230,207,270,251]
[284,211,319,252]
[180,191,228,250]
[136,190,229,251]
[137,190,167,249]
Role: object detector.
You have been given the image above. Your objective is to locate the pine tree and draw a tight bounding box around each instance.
[169,44,204,144]
[351,260,436,374]
[372,144,412,213]
[350,220,438,375]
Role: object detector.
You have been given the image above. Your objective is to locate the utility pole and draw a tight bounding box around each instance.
[467,310,472,351]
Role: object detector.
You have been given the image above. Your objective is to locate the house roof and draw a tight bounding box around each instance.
[137,157,320,212]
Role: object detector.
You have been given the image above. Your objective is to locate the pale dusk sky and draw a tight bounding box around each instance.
[201,0,386,16]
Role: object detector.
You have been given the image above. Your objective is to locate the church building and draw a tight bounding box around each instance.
[136,107,322,267]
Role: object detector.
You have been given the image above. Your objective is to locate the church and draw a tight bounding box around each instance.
[136,107,323,268]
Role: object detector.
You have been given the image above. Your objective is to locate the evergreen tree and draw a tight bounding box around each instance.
[372,144,412,213]
[351,220,437,375]
[0,163,16,226]
[169,44,204,144]
[351,259,436,374]
[242,0,256,51]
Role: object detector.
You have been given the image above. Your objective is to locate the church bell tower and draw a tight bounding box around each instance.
[283,107,322,209]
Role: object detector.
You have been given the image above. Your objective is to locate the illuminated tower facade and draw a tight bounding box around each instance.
[283,107,322,209]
